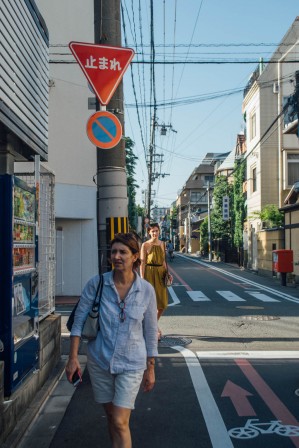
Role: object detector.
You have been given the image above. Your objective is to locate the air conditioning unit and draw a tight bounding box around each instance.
[273,82,279,94]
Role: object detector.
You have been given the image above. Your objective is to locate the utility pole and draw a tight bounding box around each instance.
[94,0,128,272]
[207,181,212,262]
[147,115,156,219]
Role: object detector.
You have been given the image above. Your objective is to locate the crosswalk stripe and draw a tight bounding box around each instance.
[216,291,246,301]
[247,292,279,302]
[186,291,210,301]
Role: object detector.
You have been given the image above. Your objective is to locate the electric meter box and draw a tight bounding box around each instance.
[272,250,293,273]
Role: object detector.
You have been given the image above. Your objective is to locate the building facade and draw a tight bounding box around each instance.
[36,0,98,295]
[242,18,299,271]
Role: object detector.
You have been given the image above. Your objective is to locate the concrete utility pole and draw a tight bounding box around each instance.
[147,115,156,218]
[207,181,212,262]
[94,0,128,272]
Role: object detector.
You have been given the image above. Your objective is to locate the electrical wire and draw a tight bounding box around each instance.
[121,2,147,164]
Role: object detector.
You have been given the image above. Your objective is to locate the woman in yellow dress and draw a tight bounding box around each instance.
[140,223,172,340]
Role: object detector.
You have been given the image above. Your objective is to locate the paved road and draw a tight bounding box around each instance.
[17,256,299,448]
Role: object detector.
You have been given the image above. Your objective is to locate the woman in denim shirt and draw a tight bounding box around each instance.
[65,233,158,448]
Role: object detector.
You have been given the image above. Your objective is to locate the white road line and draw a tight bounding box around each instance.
[178,255,299,304]
[247,292,279,302]
[196,351,299,359]
[173,346,234,448]
[217,291,246,302]
[168,286,181,306]
[186,291,210,301]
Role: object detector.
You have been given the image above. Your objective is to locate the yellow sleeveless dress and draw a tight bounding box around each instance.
[144,245,168,310]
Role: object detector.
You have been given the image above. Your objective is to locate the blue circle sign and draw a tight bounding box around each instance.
[86,111,122,149]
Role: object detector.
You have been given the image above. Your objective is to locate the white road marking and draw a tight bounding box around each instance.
[168,286,181,306]
[196,351,299,359]
[217,291,246,302]
[177,254,299,304]
[186,291,210,301]
[247,292,279,302]
[173,346,234,448]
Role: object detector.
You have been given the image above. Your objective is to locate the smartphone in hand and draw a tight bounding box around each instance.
[72,370,82,387]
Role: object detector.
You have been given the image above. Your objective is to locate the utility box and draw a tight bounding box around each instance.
[272,249,293,273]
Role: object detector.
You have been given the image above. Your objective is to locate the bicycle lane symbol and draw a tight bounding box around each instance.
[229,419,299,440]
[176,349,299,447]
[225,358,299,446]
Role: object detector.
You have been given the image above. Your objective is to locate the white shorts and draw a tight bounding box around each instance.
[87,357,144,409]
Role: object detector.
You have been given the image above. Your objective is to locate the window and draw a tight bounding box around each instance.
[287,153,299,186]
[190,191,202,203]
[252,167,257,192]
[250,112,256,140]
[204,175,214,185]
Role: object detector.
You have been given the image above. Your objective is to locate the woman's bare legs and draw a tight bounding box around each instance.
[157,309,164,340]
[103,403,132,448]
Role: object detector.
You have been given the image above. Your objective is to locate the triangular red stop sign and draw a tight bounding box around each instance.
[69,42,135,105]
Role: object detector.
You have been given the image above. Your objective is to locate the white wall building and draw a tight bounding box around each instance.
[36,1,98,295]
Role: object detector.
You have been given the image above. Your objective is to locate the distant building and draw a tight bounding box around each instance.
[176,153,223,253]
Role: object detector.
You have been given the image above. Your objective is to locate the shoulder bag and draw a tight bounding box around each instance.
[66,275,103,340]
[163,243,173,287]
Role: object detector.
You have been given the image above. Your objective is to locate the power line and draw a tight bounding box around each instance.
[120,2,147,163]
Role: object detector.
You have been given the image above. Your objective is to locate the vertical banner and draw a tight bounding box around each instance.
[223,196,230,221]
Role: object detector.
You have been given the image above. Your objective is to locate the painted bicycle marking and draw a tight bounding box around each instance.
[228,419,299,439]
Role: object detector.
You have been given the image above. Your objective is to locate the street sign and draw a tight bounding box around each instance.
[223,195,230,221]
[69,42,135,105]
[86,111,122,149]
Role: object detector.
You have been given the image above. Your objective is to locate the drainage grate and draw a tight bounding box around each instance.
[240,315,280,321]
[158,336,192,347]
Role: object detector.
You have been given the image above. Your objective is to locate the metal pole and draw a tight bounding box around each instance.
[207,181,212,261]
[188,201,191,253]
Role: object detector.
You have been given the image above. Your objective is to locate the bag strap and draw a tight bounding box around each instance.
[92,274,103,312]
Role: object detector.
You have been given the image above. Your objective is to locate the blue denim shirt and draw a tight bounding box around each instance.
[71,271,158,374]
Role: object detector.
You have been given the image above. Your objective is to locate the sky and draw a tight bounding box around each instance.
[120,0,299,210]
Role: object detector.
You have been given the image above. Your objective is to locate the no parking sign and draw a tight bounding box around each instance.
[86,111,122,149]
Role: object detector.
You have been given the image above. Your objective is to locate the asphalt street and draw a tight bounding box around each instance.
[16,255,299,448]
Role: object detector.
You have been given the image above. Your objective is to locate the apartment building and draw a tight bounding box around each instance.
[242,17,299,271]
[176,153,221,253]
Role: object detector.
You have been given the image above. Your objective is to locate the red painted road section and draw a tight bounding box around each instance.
[235,358,299,447]
[168,265,192,290]
[221,380,256,416]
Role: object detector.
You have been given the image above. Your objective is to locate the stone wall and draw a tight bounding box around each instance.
[257,228,284,277]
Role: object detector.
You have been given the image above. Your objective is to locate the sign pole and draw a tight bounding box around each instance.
[94,0,128,272]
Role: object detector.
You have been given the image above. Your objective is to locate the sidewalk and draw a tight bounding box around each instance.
[16,355,88,448]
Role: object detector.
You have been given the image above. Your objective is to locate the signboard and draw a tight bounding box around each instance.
[223,196,230,221]
[69,42,135,105]
[86,111,122,149]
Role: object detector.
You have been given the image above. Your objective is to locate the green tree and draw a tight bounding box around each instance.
[124,137,139,230]
[200,216,209,253]
[232,162,246,248]
[250,204,283,228]
[211,175,233,239]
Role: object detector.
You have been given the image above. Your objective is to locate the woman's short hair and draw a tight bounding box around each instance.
[110,232,141,270]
